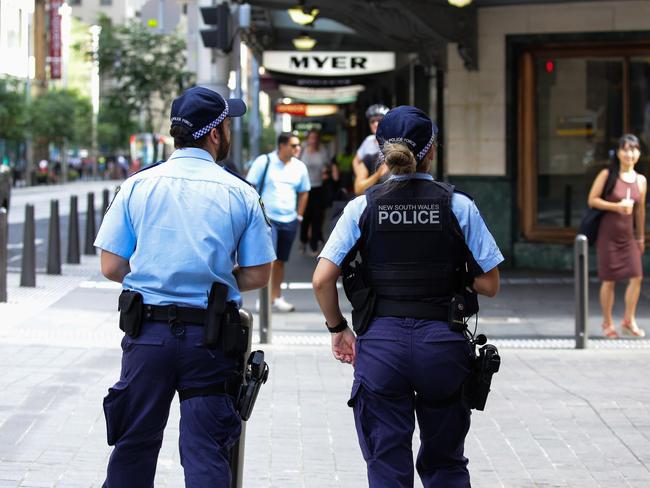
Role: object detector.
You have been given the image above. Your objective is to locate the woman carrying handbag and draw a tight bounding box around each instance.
[586,134,647,339]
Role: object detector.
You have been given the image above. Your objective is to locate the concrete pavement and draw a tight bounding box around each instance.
[1,182,650,487]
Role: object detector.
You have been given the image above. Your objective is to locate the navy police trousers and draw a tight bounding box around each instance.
[349,317,473,488]
[102,321,241,488]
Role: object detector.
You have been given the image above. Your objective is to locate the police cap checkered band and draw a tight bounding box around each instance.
[170,86,246,138]
[192,101,229,139]
[376,105,438,162]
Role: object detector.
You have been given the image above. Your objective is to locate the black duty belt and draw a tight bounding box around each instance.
[143,304,207,325]
[374,298,448,321]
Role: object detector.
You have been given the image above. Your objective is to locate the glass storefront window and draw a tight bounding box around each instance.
[535,57,623,228]
[630,57,650,229]
[518,43,650,243]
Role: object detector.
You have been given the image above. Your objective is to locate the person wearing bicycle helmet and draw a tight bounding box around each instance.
[353,104,390,195]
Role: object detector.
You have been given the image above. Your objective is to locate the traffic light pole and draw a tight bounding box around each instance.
[231,4,249,174]
[232,24,243,173]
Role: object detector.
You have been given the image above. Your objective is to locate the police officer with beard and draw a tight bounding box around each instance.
[94,86,275,487]
[313,106,503,487]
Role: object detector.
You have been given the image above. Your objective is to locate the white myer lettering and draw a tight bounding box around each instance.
[289,55,370,71]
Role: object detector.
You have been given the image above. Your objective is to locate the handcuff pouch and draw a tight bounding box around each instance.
[118,290,144,338]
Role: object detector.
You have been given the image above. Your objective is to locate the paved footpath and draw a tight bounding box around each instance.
[1,256,650,487]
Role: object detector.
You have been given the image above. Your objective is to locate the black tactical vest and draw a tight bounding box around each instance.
[357,178,466,308]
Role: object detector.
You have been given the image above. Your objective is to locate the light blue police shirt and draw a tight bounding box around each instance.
[94,148,276,308]
[246,151,311,223]
[320,173,504,272]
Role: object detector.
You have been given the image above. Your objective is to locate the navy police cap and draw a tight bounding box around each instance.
[376,106,438,162]
[170,86,247,140]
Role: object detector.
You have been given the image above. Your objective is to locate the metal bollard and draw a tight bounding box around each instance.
[46,200,62,275]
[230,309,254,488]
[84,192,96,255]
[0,208,7,302]
[259,286,271,344]
[20,204,36,287]
[574,234,589,349]
[101,188,110,222]
[67,195,80,264]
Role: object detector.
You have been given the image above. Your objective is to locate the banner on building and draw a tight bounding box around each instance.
[49,0,62,79]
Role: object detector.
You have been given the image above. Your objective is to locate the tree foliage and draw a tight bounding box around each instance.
[0,77,29,142]
[97,16,194,135]
[98,94,139,154]
[30,89,92,148]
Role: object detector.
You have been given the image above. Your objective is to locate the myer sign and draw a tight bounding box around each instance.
[263,51,395,77]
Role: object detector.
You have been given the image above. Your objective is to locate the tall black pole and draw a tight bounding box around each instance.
[67,195,80,264]
[20,204,36,287]
[101,188,110,222]
[84,192,96,255]
[0,208,7,302]
[47,199,61,274]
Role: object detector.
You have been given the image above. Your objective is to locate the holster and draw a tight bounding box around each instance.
[236,350,269,421]
[118,290,144,338]
[205,282,248,355]
[342,261,376,336]
[464,343,501,411]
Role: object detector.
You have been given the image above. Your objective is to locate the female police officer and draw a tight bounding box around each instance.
[313,105,503,487]
[94,86,275,487]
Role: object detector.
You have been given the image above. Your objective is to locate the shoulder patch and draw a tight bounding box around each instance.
[132,160,165,176]
[105,185,120,214]
[258,197,271,227]
[224,166,254,188]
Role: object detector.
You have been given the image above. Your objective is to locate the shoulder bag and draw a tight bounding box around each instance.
[257,154,271,196]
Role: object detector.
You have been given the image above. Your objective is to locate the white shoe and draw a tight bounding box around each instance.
[272,297,295,312]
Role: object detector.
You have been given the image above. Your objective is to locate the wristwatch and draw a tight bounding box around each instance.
[326,318,348,333]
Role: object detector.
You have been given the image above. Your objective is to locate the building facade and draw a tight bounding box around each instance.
[0,0,33,78]
[444,0,650,269]
[68,0,146,26]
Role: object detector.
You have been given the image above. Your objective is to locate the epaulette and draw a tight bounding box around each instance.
[224,166,254,188]
[132,160,164,176]
[453,188,475,201]
[431,180,458,198]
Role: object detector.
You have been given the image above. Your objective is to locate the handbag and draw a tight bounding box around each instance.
[578,207,604,244]
[578,169,614,244]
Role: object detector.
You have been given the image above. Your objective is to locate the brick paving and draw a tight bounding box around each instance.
[1,247,650,486]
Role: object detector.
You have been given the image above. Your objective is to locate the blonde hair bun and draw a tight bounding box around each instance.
[382,142,417,175]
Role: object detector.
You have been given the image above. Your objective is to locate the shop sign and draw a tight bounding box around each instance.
[263,51,395,77]
[275,104,338,117]
[49,0,62,79]
[279,84,365,104]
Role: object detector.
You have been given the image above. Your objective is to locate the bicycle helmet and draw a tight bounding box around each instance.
[365,104,390,120]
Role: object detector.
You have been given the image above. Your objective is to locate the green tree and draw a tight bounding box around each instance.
[97,16,194,135]
[0,76,28,143]
[97,94,139,155]
[30,89,92,155]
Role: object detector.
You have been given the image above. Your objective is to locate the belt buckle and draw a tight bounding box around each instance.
[168,305,185,337]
